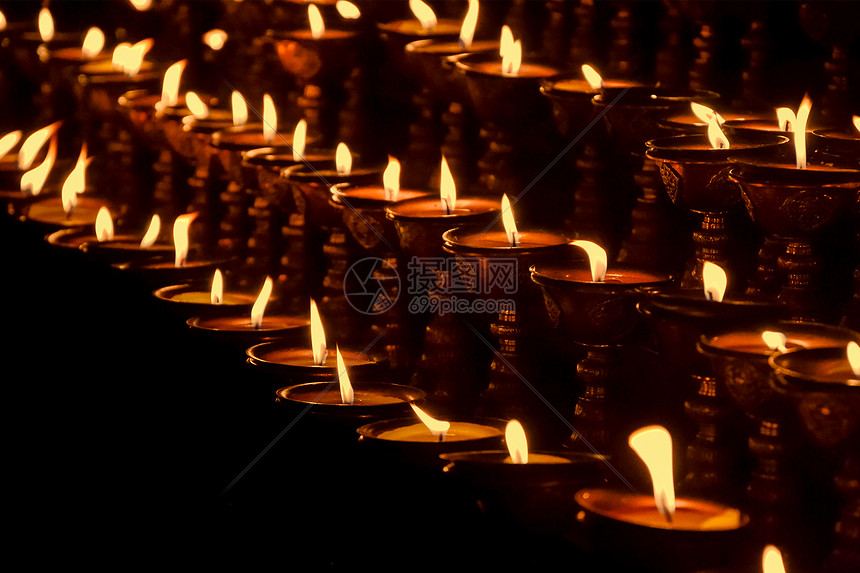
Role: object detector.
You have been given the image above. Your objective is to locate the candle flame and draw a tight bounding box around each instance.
[292,119,307,162]
[336,1,361,19]
[210,269,223,305]
[94,206,114,242]
[500,194,519,248]
[0,130,22,160]
[410,404,450,441]
[383,156,401,202]
[505,419,528,464]
[129,0,153,10]
[310,298,327,366]
[111,38,153,76]
[702,261,727,302]
[185,91,210,120]
[250,276,273,329]
[581,64,604,90]
[853,115,860,134]
[690,102,725,125]
[499,26,521,75]
[707,117,730,149]
[203,28,227,51]
[61,144,91,215]
[629,425,676,522]
[459,0,479,49]
[38,8,54,43]
[571,240,608,282]
[139,214,161,248]
[172,212,198,267]
[308,4,325,39]
[231,91,248,127]
[409,0,437,32]
[0,10,6,32]
[793,94,812,169]
[848,341,860,377]
[20,135,57,197]
[440,155,456,214]
[336,345,354,405]
[263,94,277,144]
[762,545,786,573]
[762,331,788,353]
[81,27,105,58]
[159,60,186,109]
[776,108,795,133]
[18,121,62,170]
[335,142,352,176]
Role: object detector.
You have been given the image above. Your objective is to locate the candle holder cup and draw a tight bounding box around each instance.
[698,321,859,565]
[728,156,860,322]
[646,132,790,288]
[441,450,608,537]
[530,262,672,455]
[769,346,860,571]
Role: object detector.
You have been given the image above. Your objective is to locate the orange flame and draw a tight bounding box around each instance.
[409,0,437,31]
[292,120,307,162]
[81,27,105,58]
[184,91,210,120]
[776,107,795,132]
[20,135,57,197]
[203,29,227,51]
[129,0,153,10]
[499,26,522,75]
[0,130,22,160]
[111,38,153,76]
[762,331,788,353]
[336,1,361,19]
[94,206,114,242]
[61,144,91,215]
[251,276,273,329]
[500,194,519,247]
[505,419,528,464]
[139,214,161,248]
[336,345,354,404]
[853,115,860,134]
[702,261,727,302]
[18,121,62,171]
[0,10,6,32]
[310,298,327,366]
[581,64,604,90]
[848,341,860,377]
[158,60,186,110]
[335,142,352,176]
[762,546,786,573]
[308,4,325,39]
[571,240,608,282]
[210,269,223,305]
[38,8,54,43]
[263,94,277,144]
[172,212,198,267]
[793,94,812,170]
[707,118,730,149]
[231,91,248,127]
[690,102,725,125]
[440,155,456,214]
[629,425,676,522]
[383,156,401,202]
[459,0,479,49]
[410,404,450,440]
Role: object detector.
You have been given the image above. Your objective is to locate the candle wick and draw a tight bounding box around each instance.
[443,198,451,216]
[658,491,673,524]
[438,433,445,443]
